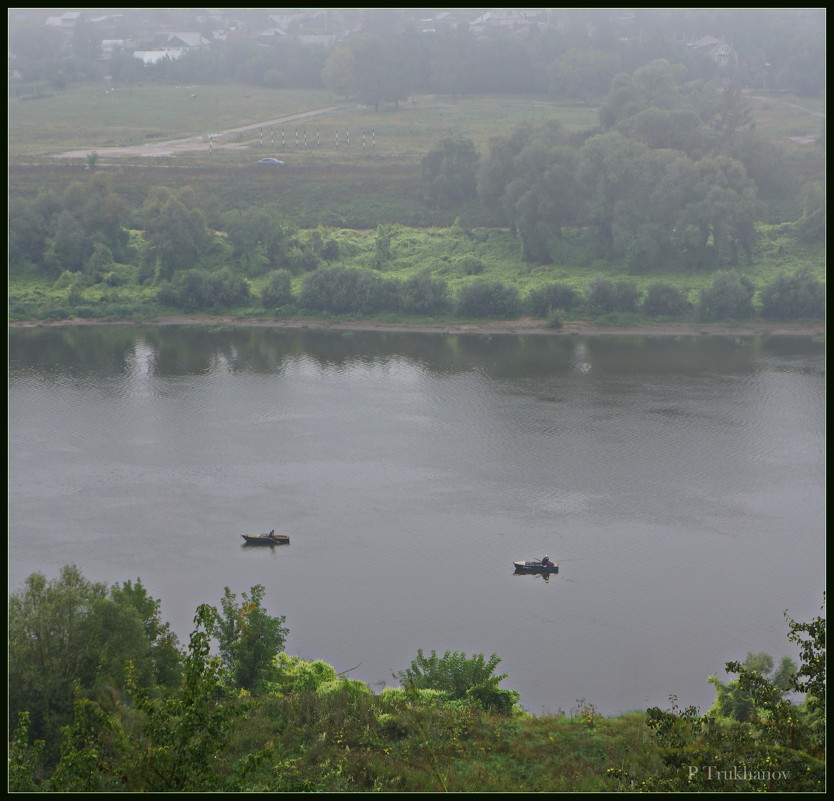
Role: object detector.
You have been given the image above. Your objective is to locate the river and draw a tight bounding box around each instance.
[8,326,825,716]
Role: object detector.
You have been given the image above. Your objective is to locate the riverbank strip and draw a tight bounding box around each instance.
[8,315,825,337]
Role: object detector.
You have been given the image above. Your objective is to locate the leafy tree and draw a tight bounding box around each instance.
[711,82,753,141]
[322,45,356,99]
[108,578,182,690]
[43,210,89,276]
[126,604,260,791]
[261,269,294,309]
[397,649,519,714]
[786,599,825,733]
[577,131,649,256]
[677,155,759,268]
[224,206,291,276]
[760,266,825,320]
[477,127,532,225]
[213,585,288,693]
[599,59,688,130]
[615,106,704,153]
[527,282,580,317]
[142,188,213,280]
[428,27,477,96]
[776,29,825,96]
[707,652,797,721]
[548,47,623,103]
[456,280,522,319]
[476,122,579,262]
[9,195,54,270]
[8,566,182,767]
[421,135,480,210]
[8,712,46,792]
[698,269,755,320]
[49,687,128,792]
[342,33,410,111]
[9,567,108,755]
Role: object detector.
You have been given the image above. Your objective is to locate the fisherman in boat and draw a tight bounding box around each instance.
[269,529,275,537]
[541,555,552,567]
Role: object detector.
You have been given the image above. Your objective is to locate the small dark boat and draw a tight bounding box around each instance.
[514,560,558,573]
[242,531,290,545]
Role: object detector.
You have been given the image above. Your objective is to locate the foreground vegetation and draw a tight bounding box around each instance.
[8,567,825,792]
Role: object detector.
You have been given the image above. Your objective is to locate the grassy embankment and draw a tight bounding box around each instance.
[8,83,825,328]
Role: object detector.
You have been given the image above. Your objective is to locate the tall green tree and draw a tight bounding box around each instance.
[679,155,759,267]
[421,135,480,210]
[8,566,181,767]
[125,604,257,791]
[142,188,213,280]
[213,585,289,694]
[577,130,648,256]
[224,206,290,276]
[711,81,753,141]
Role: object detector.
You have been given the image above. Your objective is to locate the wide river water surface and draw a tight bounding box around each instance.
[9,326,825,716]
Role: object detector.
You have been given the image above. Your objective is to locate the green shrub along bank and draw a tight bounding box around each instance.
[8,566,825,792]
[7,202,825,326]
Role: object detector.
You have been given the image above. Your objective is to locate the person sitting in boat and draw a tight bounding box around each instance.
[541,555,552,567]
[269,529,276,537]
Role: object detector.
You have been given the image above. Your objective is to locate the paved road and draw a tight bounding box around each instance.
[52,104,353,159]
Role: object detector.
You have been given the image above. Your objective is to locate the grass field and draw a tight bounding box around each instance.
[9,82,823,165]
[8,84,602,164]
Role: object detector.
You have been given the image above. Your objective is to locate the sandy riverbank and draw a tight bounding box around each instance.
[8,314,825,337]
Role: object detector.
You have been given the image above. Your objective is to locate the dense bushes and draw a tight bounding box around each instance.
[157,268,251,311]
[527,282,580,316]
[298,265,398,315]
[759,266,825,320]
[456,280,522,318]
[399,269,451,315]
[585,276,641,315]
[396,649,520,715]
[260,269,293,309]
[642,282,691,318]
[698,269,756,321]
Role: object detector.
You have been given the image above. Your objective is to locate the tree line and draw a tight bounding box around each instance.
[10,10,825,99]
[423,58,822,269]
[9,166,824,324]
[8,565,825,791]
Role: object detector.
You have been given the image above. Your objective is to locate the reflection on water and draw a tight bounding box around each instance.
[9,326,825,716]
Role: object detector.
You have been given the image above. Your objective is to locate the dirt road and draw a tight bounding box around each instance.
[51,104,353,159]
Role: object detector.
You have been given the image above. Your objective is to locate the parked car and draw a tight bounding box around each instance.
[257,157,285,165]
